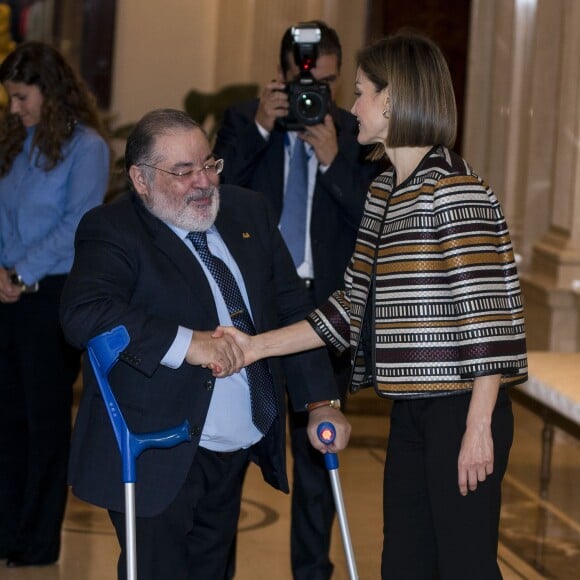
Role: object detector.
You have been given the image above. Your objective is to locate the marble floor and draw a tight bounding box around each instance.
[1,387,579,579]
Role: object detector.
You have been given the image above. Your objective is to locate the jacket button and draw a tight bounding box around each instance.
[205,379,213,391]
[191,425,201,437]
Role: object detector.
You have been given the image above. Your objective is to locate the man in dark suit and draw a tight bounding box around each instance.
[214,21,382,579]
[59,109,350,580]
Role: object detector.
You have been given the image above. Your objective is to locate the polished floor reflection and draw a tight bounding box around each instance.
[1,388,579,579]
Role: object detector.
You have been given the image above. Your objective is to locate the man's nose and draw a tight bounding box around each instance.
[193,169,216,188]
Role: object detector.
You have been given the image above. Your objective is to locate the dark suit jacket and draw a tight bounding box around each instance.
[60,185,338,517]
[213,100,383,306]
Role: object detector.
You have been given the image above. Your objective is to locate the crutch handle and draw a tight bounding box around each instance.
[87,325,192,483]
[123,420,191,482]
[317,421,338,470]
[131,422,191,453]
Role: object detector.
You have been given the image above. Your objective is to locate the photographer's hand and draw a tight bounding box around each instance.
[255,78,289,132]
[300,114,338,167]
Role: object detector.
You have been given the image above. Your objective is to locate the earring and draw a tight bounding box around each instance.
[382,108,390,119]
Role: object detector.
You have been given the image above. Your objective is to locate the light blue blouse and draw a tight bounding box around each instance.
[0,123,110,285]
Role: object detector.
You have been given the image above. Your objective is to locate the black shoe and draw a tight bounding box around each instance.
[6,558,27,568]
[6,557,57,567]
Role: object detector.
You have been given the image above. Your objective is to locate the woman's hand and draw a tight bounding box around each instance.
[0,267,21,303]
[457,374,501,496]
[457,420,494,496]
[185,330,245,377]
[213,326,259,367]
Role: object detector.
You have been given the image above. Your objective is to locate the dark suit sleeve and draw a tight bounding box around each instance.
[214,103,271,188]
[59,205,178,377]
[255,193,340,411]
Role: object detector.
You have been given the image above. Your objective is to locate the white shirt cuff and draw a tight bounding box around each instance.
[161,326,193,369]
[255,121,270,141]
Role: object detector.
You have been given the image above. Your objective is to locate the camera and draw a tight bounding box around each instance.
[277,23,331,131]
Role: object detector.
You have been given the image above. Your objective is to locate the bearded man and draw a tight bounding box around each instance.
[59,108,350,580]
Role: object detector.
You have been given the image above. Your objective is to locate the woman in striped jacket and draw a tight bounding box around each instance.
[217,31,527,580]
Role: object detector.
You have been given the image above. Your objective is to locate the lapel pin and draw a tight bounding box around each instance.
[242,232,251,238]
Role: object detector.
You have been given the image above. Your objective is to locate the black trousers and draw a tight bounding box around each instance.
[0,275,79,563]
[381,389,513,580]
[110,446,250,580]
[289,350,350,580]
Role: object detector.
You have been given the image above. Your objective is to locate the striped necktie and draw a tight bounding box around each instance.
[187,231,277,435]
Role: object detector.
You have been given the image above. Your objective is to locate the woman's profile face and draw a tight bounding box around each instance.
[4,81,44,128]
[351,68,389,146]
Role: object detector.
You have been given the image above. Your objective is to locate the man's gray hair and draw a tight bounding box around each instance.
[125,108,204,172]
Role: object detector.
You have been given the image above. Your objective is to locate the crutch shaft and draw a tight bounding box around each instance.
[125,483,137,580]
[329,470,359,580]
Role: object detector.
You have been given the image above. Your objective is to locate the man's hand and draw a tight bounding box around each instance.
[213,326,258,366]
[300,114,338,167]
[0,267,21,304]
[255,79,289,132]
[307,406,351,453]
[185,330,245,377]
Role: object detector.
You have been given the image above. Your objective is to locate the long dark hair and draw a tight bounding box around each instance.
[0,42,108,176]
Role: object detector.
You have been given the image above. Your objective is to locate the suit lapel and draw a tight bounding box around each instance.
[132,195,218,322]
[214,205,265,332]
[132,192,265,330]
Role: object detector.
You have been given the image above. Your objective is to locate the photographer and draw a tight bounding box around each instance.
[214,20,382,580]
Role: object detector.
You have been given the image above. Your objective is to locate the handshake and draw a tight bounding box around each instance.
[185,323,351,453]
[185,326,259,377]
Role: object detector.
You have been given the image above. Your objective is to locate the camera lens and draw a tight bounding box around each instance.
[297,91,323,121]
[278,81,329,129]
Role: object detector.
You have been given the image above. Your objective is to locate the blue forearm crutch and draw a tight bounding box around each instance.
[318,422,359,580]
[87,325,191,580]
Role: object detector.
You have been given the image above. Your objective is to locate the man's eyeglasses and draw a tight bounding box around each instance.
[139,158,224,179]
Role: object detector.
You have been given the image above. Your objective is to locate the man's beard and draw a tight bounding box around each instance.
[147,186,220,231]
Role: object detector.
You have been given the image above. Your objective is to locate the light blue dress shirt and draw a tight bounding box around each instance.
[162,223,263,452]
[0,124,110,285]
[256,122,326,279]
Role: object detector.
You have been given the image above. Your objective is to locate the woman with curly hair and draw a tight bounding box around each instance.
[0,41,110,567]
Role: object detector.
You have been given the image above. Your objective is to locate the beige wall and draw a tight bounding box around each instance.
[111,0,219,127]
[464,0,580,351]
[110,0,368,127]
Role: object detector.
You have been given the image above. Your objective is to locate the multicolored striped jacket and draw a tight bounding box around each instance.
[307,146,528,398]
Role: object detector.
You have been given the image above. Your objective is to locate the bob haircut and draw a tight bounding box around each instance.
[357,31,457,159]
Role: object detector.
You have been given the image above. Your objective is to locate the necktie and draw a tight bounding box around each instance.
[280,138,308,267]
[187,231,277,435]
